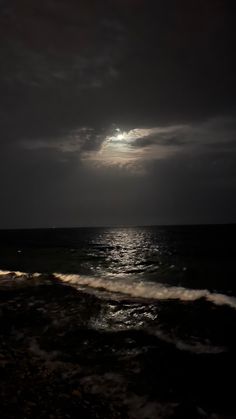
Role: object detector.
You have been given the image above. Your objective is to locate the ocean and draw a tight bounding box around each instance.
[0,225,236,418]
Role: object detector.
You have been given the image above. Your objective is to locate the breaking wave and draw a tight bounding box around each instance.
[53,272,236,310]
[1,269,236,310]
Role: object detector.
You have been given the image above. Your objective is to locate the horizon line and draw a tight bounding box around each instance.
[0,221,236,231]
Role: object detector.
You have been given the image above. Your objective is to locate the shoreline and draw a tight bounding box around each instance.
[0,276,236,418]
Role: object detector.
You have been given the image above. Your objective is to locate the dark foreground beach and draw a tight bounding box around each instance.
[1,274,236,419]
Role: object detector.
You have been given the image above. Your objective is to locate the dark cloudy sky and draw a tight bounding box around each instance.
[1,0,236,228]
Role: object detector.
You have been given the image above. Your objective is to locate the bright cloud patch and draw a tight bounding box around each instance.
[85,125,188,165]
[21,116,236,170]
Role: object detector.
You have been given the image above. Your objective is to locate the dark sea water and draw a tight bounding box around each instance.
[0,225,236,418]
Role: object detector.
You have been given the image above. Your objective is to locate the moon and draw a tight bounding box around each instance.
[116,133,124,140]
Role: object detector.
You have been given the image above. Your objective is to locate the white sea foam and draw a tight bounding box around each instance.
[151,330,227,354]
[53,272,236,310]
[0,269,42,287]
[0,269,26,277]
[1,268,236,311]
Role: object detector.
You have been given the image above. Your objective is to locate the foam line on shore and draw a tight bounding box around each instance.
[1,269,236,310]
[53,272,236,310]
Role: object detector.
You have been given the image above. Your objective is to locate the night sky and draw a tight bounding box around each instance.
[1,0,236,228]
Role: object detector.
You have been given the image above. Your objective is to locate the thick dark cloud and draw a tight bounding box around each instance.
[1,0,236,141]
[0,0,236,227]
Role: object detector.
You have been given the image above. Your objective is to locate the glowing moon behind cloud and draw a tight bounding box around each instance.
[116,133,124,140]
[83,125,187,167]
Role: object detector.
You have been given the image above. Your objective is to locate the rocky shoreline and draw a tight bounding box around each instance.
[0,276,235,419]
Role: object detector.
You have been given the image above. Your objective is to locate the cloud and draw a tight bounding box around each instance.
[1,38,121,91]
[21,115,236,171]
[129,127,189,148]
[22,128,102,153]
[83,116,236,167]
[2,113,236,228]
[0,1,236,227]
[129,116,236,152]
[1,0,235,151]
